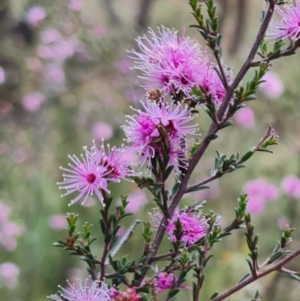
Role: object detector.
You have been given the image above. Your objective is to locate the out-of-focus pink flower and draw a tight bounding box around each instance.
[281,176,300,198]
[38,40,75,62]
[40,28,62,44]
[0,262,19,289]
[244,179,279,214]
[21,92,45,112]
[67,0,83,11]
[125,190,148,214]
[25,6,46,27]
[43,65,65,91]
[259,72,284,99]
[92,25,106,38]
[116,227,126,237]
[0,66,5,84]
[0,202,25,251]
[48,215,67,230]
[277,216,290,230]
[0,220,25,251]
[234,107,255,128]
[91,122,113,140]
[246,196,265,215]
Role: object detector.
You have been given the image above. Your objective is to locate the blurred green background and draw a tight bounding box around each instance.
[0,0,300,300]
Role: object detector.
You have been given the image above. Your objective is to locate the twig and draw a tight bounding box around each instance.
[208,247,300,301]
[193,228,210,301]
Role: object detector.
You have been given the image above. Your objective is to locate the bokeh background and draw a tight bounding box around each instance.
[0,0,300,300]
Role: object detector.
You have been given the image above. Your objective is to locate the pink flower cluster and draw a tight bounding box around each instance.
[0,203,25,251]
[58,141,135,207]
[267,1,300,41]
[166,210,208,246]
[48,279,111,301]
[154,272,176,293]
[123,100,199,173]
[281,176,300,198]
[129,27,231,106]
[243,179,279,214]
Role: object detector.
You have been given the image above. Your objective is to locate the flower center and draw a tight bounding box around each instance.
[86,173,96,183]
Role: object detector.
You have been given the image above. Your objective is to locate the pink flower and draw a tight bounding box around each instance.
[244,179,279,214]
[0,221,25,251]
[259,72,284,99]
[91,122,113,140]
[25,6,46,27]
[234,107,255,128]
[58,142,135,206]
[125,190,148,214]
[154,272,175,293]
[40,29,62,44]
[48,279,111,301]
[21,92,45,112]
[48,215,67,230]
[129,27,232,105]
[129,26,206,96]
[0,262,19,289]
[122,100,199,173]
[281,176,300,198]
[246,196,265,215]
[166,210,208,246]
[67,0,83,11]
[195,60,233,107]
[0,66,5,84]
[92,25,106,38]
[43,65,66,91]
[90,141,136,183]
[0,203,24,251]
[58,147,109,207]
[267,1,300,41]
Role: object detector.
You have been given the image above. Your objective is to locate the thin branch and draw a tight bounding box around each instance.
[193,228,211,301]
[250,41,300,67]
[185,174,219,193]
[216,0,278,122]
[214,54,229,90]
[209,247,300,301]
